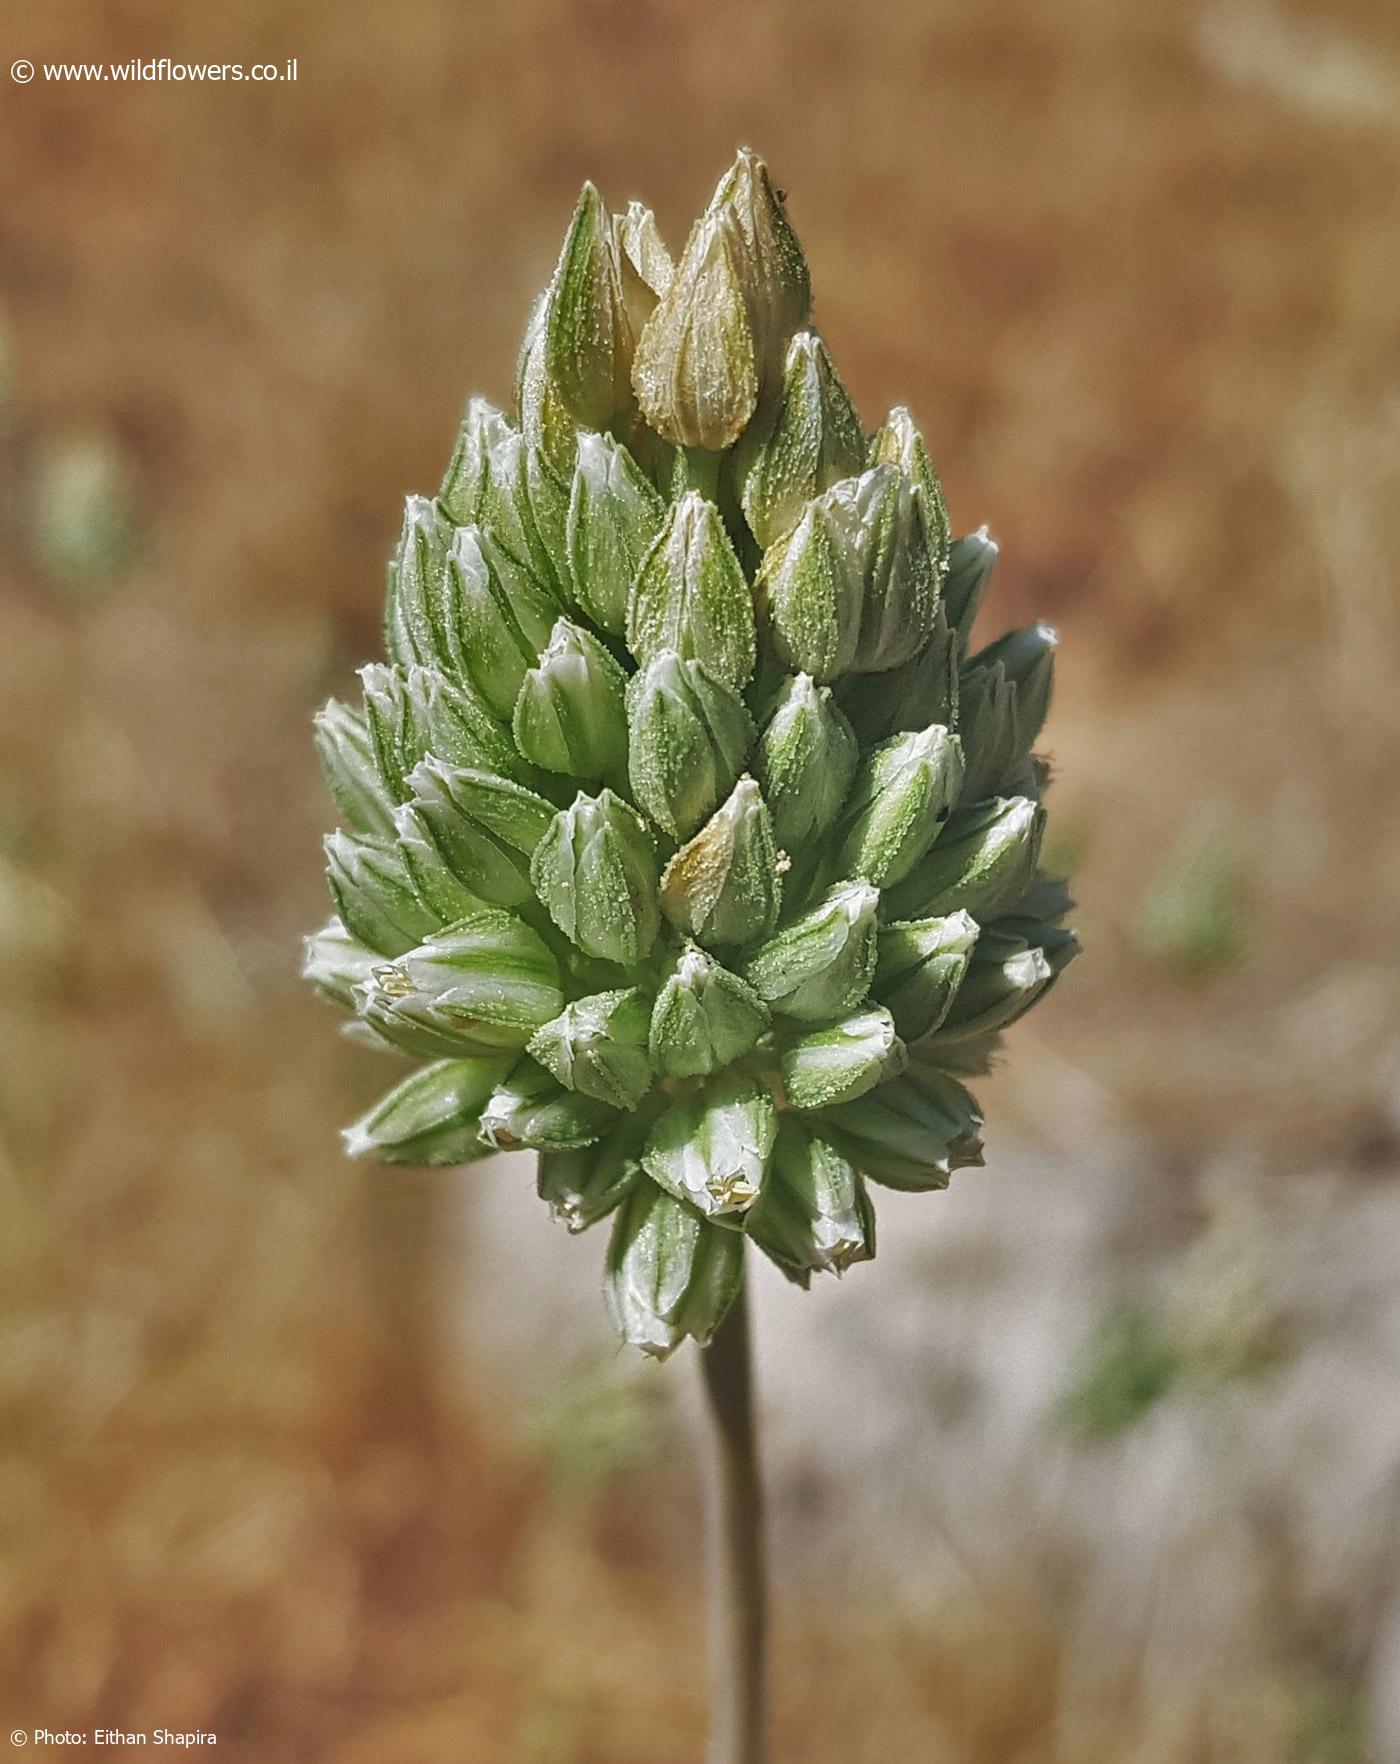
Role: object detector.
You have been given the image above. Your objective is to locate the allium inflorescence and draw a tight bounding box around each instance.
[305,150,1078,1358]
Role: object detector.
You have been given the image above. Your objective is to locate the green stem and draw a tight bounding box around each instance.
[698,1263,768,1764]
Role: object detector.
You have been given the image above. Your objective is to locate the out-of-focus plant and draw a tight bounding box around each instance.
[1137,814,1247,978]
[304,150,1078,1762]
[32,429,142,596]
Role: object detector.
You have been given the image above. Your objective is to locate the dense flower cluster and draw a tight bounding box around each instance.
[305,151,1078,1357]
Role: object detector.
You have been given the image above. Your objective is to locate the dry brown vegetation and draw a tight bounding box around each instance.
[2,0,1398,1757]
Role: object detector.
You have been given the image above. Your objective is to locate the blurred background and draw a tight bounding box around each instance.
[3,0,1399,1757]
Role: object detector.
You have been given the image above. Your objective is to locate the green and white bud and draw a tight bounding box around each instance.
[517,288,585,478]
[779,1005,905,1109]
[736,331,864,548]
[837,604,958,748]
[605,1182,744,1359]
[942,527,998,653]
[302,917,382,1010]
[384,495,453,670]
[833,725,965,888]
[626,652,754,838]
[530,788,660,965]
[648,944,771,1078]
[627,491,756,687]
[478,1057,616,1150]
[642,1072,777,1217]
[480,422,574,608]
[753,672,859,849]
[538,1109,649,1234]
[314,699,396,837]
[868,405,951,583]
[361,663,526,799]
[871,911,980,1043]
[438,396,510,526]
[952,658,1022,804]
[745,1116,875,1285]
[343,1056,512,1166]
[821,1067,984,1190]
[546,181,656,430]
[884,795,1044,923]
[528,987,653,1111]
[393,802,491,923]
[447,523,559,721]
[659,777,782,949]
[406,760,555,909]
[973,621,1057,753]
[743,879,879,1022]
[567,430,666,636]
[325,830,440,956]
[360,910,564,1056]
[511,618,629,780]
[931,927,1060,1043]
[615,201,673,296]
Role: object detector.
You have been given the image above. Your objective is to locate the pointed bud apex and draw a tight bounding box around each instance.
[517,290,584,478]
[605,1182,744,1359]
[659,777,782,948]
[884,797,1044,923]
[745,1117,876,1285]
[538,1110,648,1234]
[615,201,673,296]
[546,182,655,429]
[737,331,865,547]
[932,928,1058,1042]
[407,761,555,909]
[393,802,490,923]
[753,672,859,849]
[480,422,574,608]
[512,618,629,780]
[567,430,666,636]
[625,652,754,838]
[357,910,564,1056]
[868,406,951,581]
[384,495,453,669]
[627,491,756,687]
[447,524,559,721]
[530,788,661,965]
[343,1056,512,1166]
[360,663,527,800]
[837,604,958,747]
[834,725,965,887]
[711,149,811,361]
[528,987,653,1111]
[302,917,381,1010]
[648,945,770,1078]
[642,1073,777,1217]
[972,621,1057,752]
[943,528,998,653]
[325,830,440,956]
[314,699,396,837]
[872,911,980,1042]
[779,1005,905,1109]
[478,1058,616,1151]
[439,397,510,526]
[822,1068,984,1191]
[743,879,880,1022]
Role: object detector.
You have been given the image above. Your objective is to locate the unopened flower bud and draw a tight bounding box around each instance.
[737,331,864,547]
[648,944,771,1078]
[393,802,490,923]
[822,1068,984,1190]
[615,201,673,296]
[627,491,756,687]
[538,1109,649,1234]
[625,652,754,838]
[605,1181,744,1359]
[447,524,559,721]
[833,725,965,887]
[478,1057,617,1150]
[745,1116,876,1284]
[883,795,1044,923]
[932,928,1062,1043]
[343,1056,512,1166]
[324,830,440,956]
[512,619,629,780]
[480,421,574,609]
[950,659,1021,804]
[743,879,879,1022]
[407,760,555,909]
[567,430,666,636]
[867,406,951,580]
[528,987,653,1110]
[659,777,782,948]
[438,396,511,526]
[753,672,858,849]
[360,663,525,800]
[713,148,811,359]
[314,699,396,838]
[779,1005,905,1110]
[871,911,980,1042]
[302,917,382,1009]
[642,1072,777,1217]
[359,909,564,1056]
[516,288,585,479]
[973,621,1057,753]
[384,495,454,671]
[837,604,957,748]
[942,527,998,653]
[546,181,656,429]
[530,787,660,965]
